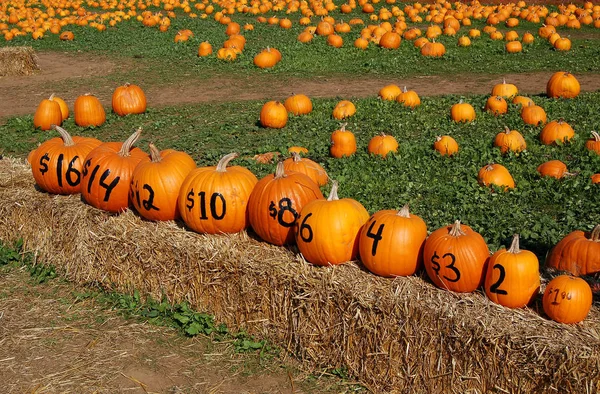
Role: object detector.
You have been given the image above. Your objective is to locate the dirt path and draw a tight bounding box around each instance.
[2,51,600,119]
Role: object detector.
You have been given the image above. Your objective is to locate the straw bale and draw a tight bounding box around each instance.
[0,157,599,394]
[0,47,40,77]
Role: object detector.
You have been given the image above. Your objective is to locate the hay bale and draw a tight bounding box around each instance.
[0,157,599,393]
[0,46,40,77]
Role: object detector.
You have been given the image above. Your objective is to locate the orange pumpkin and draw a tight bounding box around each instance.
[30,125,102,194]
[248,162,324,246]
[492,79,518,99]
[521,103,547,126]
[367,133,398,158]
[484,234,540,308]
[484,96,508,116]
[178,153,258,234]
[546,225,600,276]
[259,101,288,128]
[423,220,490,293]
[433,135,459,156]
[358,205,427,277]
[585,131,600,154]
[74,93,106,127]
[539,120,574,145]
[478,163,515,190]
[547,71,581,99]
[198,41,213,56]
[494,126,526,154]
[81,128,149,212]
[396,86,420,108]
[283,152,328,186]
[332,100,356,119]
[451,100,476,122]
[284,94,313,115]
[33,94,63,130]
[112,83,147,116]
[330,123,357,158]
[130,143,196,221]
[378,84,402,101]
[543,275,593,324]
[295,181,369,266]
[254,47,280,68]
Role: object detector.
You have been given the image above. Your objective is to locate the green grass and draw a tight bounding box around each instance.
[3,91,600,258]
[4,5,600,81]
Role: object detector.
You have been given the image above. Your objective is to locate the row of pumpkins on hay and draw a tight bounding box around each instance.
[28,81,598,326]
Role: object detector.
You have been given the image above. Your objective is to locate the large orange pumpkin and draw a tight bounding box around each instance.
[178,153,258,234]
[248,162,324,246]
[539,119,575,145]
[130,143,196,221]
[295,181,369,266]
[74,93,106,127]
[358,205,427,277]
[112,83,147,116]
[30,125,102,194]
[484,234,540,308]
[423,220,490,293]
[546,71,580,99]
[81,128,149,212]
[546,225,600,276]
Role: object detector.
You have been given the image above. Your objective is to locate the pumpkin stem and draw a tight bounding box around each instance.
[118,127,142,157]
[49,93,55,100]
[397,204,410,218]
[591,131,600,141]
[504,126,511,134]
[507,234,520,253]
[449,220,466,237]
[403,86,408,93]
[340,122,347,132]
[124,82,131,87]
[216,152,239,172]
[53,125,75,147]
[327,180,340,201]
[148,143,162,162]
[591,225,600,242]
[274,161,286,179]
[291,151,301,162]
[502,78,506,84]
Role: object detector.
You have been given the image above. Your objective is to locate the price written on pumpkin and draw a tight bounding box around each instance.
[488,264,508,295]
[131,181,160,211]
[365,220,385,256]
[185,188,227,220]
[268,197,298,228]
[83,159,119,202]
[547,286,572,305]
[39,153,81,187]
[297,213,313,243]
[430,251,461,282]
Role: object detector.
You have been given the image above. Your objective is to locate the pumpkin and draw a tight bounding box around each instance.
[284,94,312,115]
[547,71,581,99]
[396,86,421,108]
[130,143,196,221]
[297,31,314,43]
[358,204,427,277]
[287,146,308,155]
[253,47,280,68]
[81,128,149,213]
[59,31,74,40]
[30,125,102,194]
[295,180,369,266]
[553,37,572,51]
[178,152,258,234]
[512,96,534,107]
[451,100,476,122]
[332,100,356,119]
[198,41,213,56]
[521,103,547,126]
[420,40,446,57]
[112,83,147,116]
[378,84,402,101]
[539,119,574,145]
[537,160,573,179]
[484,234,540,308]
[379,31,401,49]
[543,275,593,324]
[522,32,535,44]
[457,36,471,47]
[484,95,508,116]
[354,37,369,49]
[494,126,526,154]
[505,41,522,53]
[217,47,237,61]
[52,95,69,121]
[546,225,600,276]
[367,133,398,158]
[423,220,490,293]
[259,101,288,128]
[433,135,459,156]
[492,80,518,100]
[283,152,328,186]
[248,162,324,246]
[586,131,600,154]
[330,123,357,158]
[592,174,600,184]
[478,163,515,190]
[74,93,106,127]
[327,34,344,48]
[33,94,63,130]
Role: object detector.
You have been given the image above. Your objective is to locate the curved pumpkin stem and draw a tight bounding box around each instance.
[124,82,131,87]
[403,86,408,93]
[339,122,348,132]
[274,161,286,179]
[504,126,511,134]
[591,131,600,142]
[216,152,238,172]
[397,204,410,218]
[49,93,56,100]
[502,78,507,85]
[53,125,75,147]
[291,151,302,162]
[118,127,142,157]
[507,234,520,253]
[148,143,162,163]
[449,220,466,237]
[327,180,339,201]
[591,225,600,242]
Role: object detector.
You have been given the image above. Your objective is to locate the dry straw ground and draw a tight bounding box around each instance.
[0,46,40,77]
[1,157,599,393]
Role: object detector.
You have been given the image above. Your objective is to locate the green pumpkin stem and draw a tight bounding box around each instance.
[449,220,466,237]
[591,225,600,242]
[327,180,339,201]
[397,204,410,218]
[591,131,600,142]
[216,152,238,172]
[148,143,162,162]
[118,127,142,157]
[507,234,521,253]
[274,161,286,179]
[53,125,75,147]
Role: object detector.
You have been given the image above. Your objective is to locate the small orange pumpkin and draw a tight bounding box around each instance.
[367,133,398,158]
[494,126,526,154]
[330,123,357,158]
[478,163,515,190]
[378,84,402,101]
[547,71,581,99]
[521,103,547,126]
[537,160,573,179]
[433,135,459,156]
[332,100,356,119]
[260,101,288,128]
[283,152,328,186]
[396,86,420,108]
[74,93,106,127]
[33,94,63,130]
[586,131,600,154]
[543,275,592,324]
[539,119,574,145]
[112,83,147,116]
[451,100,476,122]
[284,94,313,115]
